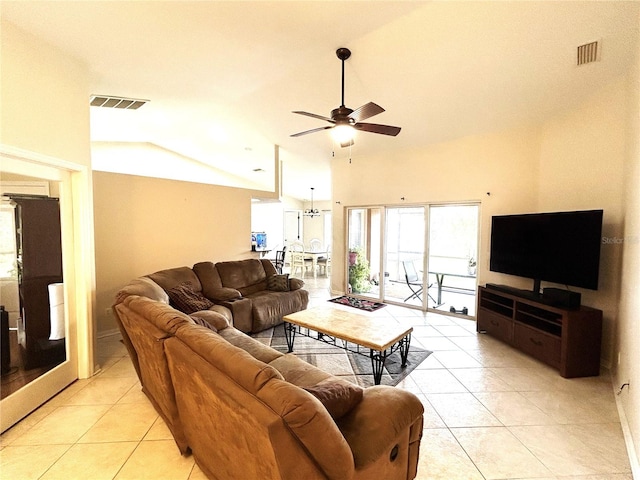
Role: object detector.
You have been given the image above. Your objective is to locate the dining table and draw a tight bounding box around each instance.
[303,250,327,277]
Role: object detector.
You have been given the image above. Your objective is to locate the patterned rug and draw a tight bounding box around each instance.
[327,295,387,312]
[254,323,432,387]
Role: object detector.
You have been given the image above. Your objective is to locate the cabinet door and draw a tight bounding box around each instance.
[478,308,513,343]
[513,323,561,369]
[15,198,62,279]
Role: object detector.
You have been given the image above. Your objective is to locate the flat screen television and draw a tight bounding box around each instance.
[489,209,603,294]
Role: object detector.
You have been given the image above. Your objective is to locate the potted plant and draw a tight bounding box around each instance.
[348,248,371,293]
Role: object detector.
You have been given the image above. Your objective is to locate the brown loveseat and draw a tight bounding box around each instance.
[192,259,308,333]
[113,272,424,480]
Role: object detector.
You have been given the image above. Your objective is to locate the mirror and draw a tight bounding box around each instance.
[0,173,66,399]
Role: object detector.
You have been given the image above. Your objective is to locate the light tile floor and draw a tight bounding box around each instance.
[0,276,632,479]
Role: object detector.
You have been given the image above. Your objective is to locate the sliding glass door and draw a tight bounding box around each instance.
[384,207,426,307]
[345,203,479,316]
[428,204,479,316]
[347,207,382,299]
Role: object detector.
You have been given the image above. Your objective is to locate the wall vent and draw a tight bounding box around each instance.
[90,95,148,109]
[577,40,600,66]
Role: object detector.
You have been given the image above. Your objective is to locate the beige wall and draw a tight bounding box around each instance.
[1,21,91,167]
[615,15,640,471]
[93,171,256,334]
[537,78,628,367]
[330,125,542,295]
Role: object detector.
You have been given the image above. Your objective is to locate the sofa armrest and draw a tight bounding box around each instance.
[289,277,305,291]
[219,298,253,333]
[205,287,242,302]
[336,386,424,470]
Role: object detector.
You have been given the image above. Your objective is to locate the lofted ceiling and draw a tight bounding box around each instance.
[1,1,637,201]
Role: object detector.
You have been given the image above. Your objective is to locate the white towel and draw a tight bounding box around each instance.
[48,283,65,340]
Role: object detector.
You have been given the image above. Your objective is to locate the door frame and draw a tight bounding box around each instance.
[0,144,96,432]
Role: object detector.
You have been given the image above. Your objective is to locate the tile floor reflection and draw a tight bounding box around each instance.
[0,276,632,479]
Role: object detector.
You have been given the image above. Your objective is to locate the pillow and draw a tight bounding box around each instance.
[267,274,290,292]
[303,379,364,419]
[166,281,215,314]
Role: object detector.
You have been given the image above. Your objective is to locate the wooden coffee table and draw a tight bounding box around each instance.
[282,305,413,385]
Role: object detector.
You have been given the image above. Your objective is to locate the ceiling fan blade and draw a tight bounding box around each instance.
[290,125,334,137]
[354,122,401,136]
[348,102,385,123]
[292,111,334,123]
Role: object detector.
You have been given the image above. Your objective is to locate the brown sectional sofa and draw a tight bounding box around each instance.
[113,263,424,480]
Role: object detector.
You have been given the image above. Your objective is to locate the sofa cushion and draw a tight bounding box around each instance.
[115,276,169,305]
[123,295,195,335]
[188,310,230,332]
[216,259,267,293]
[166,281,215,314]
[268,354,334,386]
[304,378,364,419]
[267,274,290,292]
[148,266,202,292]
[218,327,284,364]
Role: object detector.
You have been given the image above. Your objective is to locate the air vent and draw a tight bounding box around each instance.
[90,95,148,109]
[577,40,600,66]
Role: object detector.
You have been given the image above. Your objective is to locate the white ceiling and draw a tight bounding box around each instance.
[2,1,637,201]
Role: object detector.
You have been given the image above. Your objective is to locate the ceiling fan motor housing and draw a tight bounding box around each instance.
[331,106,355,125]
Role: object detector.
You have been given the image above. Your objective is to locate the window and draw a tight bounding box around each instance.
[0,205,17,279]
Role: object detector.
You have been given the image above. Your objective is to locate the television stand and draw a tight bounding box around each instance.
[477,286,602,378]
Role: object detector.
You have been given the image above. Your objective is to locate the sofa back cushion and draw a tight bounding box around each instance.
[148,266,202,292]
[192,261,224,296]
[169,323,355,480]
[215,259,268,296]
[115,276,169,305]
[114,295,191,451]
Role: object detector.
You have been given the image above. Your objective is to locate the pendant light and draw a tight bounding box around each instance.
[303,187,320,218]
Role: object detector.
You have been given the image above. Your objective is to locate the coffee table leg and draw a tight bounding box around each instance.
[399,333,411,368]
[370,349,387,385]
[284,322,296,353]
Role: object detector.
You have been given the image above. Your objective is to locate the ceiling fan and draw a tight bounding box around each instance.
[290,47,401,147]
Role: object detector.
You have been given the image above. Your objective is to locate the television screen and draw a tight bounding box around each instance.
[489,210,603,291]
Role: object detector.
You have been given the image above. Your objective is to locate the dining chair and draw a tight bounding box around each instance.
[289,240,313,274]
[290,251,311,277]
[273,246,286,274]
[309,238,322,252]
[317,244,331,276]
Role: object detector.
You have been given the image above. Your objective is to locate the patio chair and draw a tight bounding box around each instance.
[402,261,435,303]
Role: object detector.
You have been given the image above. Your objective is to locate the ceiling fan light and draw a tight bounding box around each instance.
[331,124,355,144]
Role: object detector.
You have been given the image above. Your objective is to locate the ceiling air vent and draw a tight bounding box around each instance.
[577,40,600,66]
[90,95,148,109]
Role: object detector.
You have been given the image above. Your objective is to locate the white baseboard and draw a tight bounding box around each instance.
[614,384,639,479]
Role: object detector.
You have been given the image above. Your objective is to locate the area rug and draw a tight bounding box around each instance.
[255,324,432,388]
[328,295,386,312]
